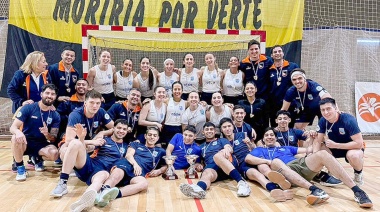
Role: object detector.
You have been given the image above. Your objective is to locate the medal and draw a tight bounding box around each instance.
[250,114,254,118]
[278,77,281,82]
[66,88,71,93]
[301,106,304,111]
[277,81,281,86]
[254,76,258,80]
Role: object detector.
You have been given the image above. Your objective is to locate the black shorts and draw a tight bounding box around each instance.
[24,140,51,157]
[330,148,365,163]
[295,109,322,124]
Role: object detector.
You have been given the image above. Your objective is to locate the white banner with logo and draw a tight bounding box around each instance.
[355,82,380,133]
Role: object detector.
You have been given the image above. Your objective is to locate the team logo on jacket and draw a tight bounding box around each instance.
[152,151,158,157]
[234,140,240,145]
[93,121,99,128]
[339,128,346,135]
[258,62,264,69]
[212,141,217,145]
[235,79,240,83]
[105,114,110,120]
[46,117,52,125]
[190,76,194,81]
[108,74,112,79]
[289,136,294,142]
[282,70,288,77]
[187,148,193,154]
[308,94,313,100]
[16,112,22,118]
[179,106,183,111]
[72,75,77,83]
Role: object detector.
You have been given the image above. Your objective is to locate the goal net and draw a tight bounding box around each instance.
[302,1,380,136]
[82,26,265,77]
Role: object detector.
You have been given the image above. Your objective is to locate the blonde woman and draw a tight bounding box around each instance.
[8,51,50,113]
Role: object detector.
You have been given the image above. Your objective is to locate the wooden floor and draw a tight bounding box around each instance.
[1,140,379,212]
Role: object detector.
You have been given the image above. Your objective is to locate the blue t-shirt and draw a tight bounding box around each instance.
[200,138,230,166]
[228,132,250,165]
[317,113,361,144]
[169,133,202,169]
[107,101,140,141]
[15,102,60,141]
[233,122,254,140]
[276,128,307,147]
[67,106,112,140]
[128,142,166,176]
[284,80,327,113]
[250,146,298,164]
[92,136,128,171]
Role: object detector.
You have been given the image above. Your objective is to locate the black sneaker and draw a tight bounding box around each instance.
[306,188,329,205]
[27,159,35,168]
[319,175,343,187]
[354,190,373,208]
[12,161,17,172]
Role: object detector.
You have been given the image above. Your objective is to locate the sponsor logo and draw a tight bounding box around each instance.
[358,93,380,122]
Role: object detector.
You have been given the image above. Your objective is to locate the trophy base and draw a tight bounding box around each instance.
[162,173,178,180]
[184,171,198,179]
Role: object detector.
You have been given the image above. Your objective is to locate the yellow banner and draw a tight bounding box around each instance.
[9,0,304,46]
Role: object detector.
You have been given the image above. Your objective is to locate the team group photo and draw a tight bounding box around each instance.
[0,0,379,211]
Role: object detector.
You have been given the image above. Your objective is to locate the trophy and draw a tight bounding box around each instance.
[162,155,178,180]
[185,155,199,179]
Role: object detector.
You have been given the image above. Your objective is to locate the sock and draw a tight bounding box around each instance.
[351,185,362,193]
[309,185,318,191]
[15,161,24,167]
[116,190,122,199]
[354,169,362,174]
[229,169,243,183]
[316,171,330,182]
[101,184,111,192]
[60,173,69,183]
[197,181,207,191]
[265,182,278,191]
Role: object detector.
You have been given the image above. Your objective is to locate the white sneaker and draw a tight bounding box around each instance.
[354,172,364,186]
[16,166,27,181]
[50,179,68,197]
[237,181,251,197]
[95,187,119,207]
[179,183,206,199]
[34,161,45,172]
[70,189,97,212]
